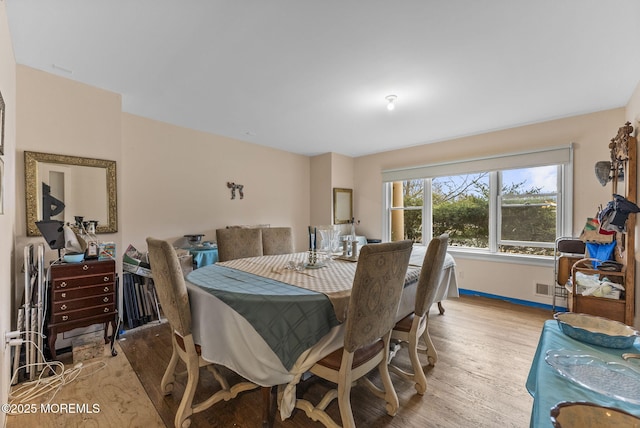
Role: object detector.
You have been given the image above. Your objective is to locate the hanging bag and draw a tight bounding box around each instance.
[579,216,613,243]
[599,194,640,232]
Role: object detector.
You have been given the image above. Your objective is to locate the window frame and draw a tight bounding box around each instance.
[382,146,573,264]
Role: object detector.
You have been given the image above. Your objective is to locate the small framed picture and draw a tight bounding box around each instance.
[0,89,4,155]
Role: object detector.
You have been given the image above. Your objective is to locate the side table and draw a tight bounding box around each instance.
[47,259,118,359]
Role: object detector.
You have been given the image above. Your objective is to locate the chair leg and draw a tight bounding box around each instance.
[379,348,400,415]
[337,369,356,428]
[408,329,427,395]
[161,343,180,395]
[175,352,200,428]
[416,314,438,366]
[421,324,438,366]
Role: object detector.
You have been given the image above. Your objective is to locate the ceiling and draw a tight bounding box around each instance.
[6,1,640,157]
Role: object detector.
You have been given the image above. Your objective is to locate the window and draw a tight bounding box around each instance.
[432,173,490,249]
[389,180,424,242]
[499,166,559,255]
[383,146,572,258]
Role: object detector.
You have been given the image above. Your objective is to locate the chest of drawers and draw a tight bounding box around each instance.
[47,259,117,359]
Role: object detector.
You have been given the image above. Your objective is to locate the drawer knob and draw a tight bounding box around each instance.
[82,265,89,271]
[60,304,67,310]
[104,287,109,292]
[61,293,66,298]
[103,276,110,282]
[62,315,69,321]
[60,281,67,288]
[103,307,109,313]
[103,297,109,303]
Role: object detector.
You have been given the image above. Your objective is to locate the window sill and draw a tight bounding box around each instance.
[447,247,553,267]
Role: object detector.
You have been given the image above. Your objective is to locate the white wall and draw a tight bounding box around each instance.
[0,3,17,426]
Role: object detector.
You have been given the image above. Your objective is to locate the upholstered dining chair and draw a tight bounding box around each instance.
[389,233,449,395]
[216,227,263,262]
[262,227,294,255]
[146,238,258,428]
[295,239,413,428]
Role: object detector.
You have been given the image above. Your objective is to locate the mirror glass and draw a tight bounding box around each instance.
[614,161,627,197]
[25,151,118,236]
[333,188,353,224]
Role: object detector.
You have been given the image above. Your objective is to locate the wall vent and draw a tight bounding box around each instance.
[535,282,551,296]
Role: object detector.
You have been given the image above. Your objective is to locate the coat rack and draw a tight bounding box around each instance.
[573,122,636,325]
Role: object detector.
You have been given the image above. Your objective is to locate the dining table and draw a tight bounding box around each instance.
[526,319,640,427]
[185,246,458,420]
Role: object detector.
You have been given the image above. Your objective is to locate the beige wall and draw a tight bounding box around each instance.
[353,109,626,307]
[0,2,16,424]
[309,152,355,235]
[120,113,311,251]
[331,153,356,236]
[14,65,124,308]
[310,153,332,226]
[14,64,311,254]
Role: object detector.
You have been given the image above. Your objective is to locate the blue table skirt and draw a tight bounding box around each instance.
[188,247,218,268]
[526,320,640,427]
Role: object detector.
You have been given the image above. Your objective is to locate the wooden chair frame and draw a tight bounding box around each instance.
[389,234,448,394]
[294,240,413,428]
[147,238,258,428]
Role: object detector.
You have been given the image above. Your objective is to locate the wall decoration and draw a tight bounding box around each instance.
[333,188,353,224]
[24,151,118,236]
[0,89,4,155]
[227,182,244,199]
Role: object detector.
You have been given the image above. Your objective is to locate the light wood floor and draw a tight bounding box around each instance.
[6,295,551,427]
[5,340,164,427]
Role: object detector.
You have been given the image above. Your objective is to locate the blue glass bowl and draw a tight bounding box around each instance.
[554,312,639,349]
[63,253,84,263]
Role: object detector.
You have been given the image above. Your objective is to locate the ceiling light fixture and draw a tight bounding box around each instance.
[385,95,397,111]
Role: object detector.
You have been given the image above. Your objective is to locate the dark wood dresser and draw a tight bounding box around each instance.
[47,259,118,359]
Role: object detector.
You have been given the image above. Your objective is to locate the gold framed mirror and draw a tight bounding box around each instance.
[333,188,353,224]
[25,151,118,236]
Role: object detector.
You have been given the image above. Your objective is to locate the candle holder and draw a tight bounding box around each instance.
[308,249,318,266]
